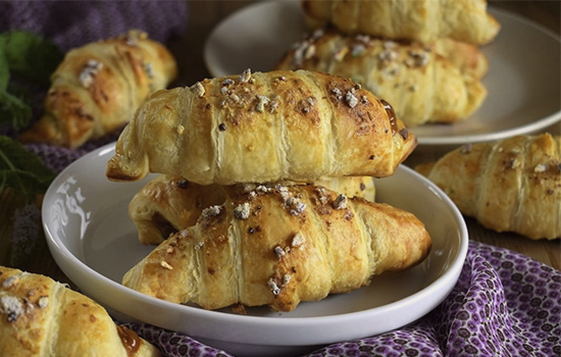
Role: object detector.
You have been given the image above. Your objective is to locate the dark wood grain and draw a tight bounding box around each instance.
[0,0,559,286]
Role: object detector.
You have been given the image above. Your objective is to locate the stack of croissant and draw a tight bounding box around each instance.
[106,69,432,311]
[277,0,500,127]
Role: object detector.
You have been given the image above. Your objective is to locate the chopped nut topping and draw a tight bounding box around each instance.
[291,232,305,248]
[2,276,18,289]
[230,93,240,103]
[79,59,103,88]
[256,185,272,193]
[345,91,358,108]
[383,40,397,49]
[285,197,306,216]
[234,202,251,220]
[220,86,229,95]
[176,125,184,135]
[243,183,257,193]
[278,76,286,81]
[37,296,48,309]
[304,44,316,59]
[408,50,430,67]
[166,246,175,254]
[240,68,252,83]
[143,62,154,79]
[222,78,234,86]
[306,97,316,106]
[160,261,173,270]
[534,164,547,173]
[356,34,371,44]
[332,194,347,210]
[0,296,24,323]
[331,87,343,100]
[282,274,291,286]
[333,46,349,61]
[378,49,397,62]
[352,44,366,56]
[255,95,270,112]
[267,278,281,296]
[218,123,227,131]
[361,95,369,104]
[192,82,205,97]
[506,158,520,169]
[273,245,285,258]
[315,187,329,204]
[269,99,280,113]
[201,205,223,218]
[460,144,473,154]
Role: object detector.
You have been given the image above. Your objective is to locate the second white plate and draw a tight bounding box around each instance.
[204,0,561,145]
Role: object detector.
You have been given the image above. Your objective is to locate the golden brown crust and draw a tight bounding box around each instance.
[20,30,177,148]
[277,31,487,126]
[415,134,561,239]
[129,175,376,245]
[123,185,431,312]
[106,70,416,184]
[0,266,160,356]
[302,0,500,45]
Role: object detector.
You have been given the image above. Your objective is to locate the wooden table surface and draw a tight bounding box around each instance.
[1,0,559,286]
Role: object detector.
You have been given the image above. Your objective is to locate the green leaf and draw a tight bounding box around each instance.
[0,31,62,85]
[0,89,32,130]
[0,135,54,201]
[0,49,8,91]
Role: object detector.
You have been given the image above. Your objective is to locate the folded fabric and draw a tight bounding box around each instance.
[0,1,186,50]
[123,241,560,357]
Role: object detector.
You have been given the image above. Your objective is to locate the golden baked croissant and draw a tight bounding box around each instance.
[277,31,486,126]
[20,30,177,148]
[433,38,488,79]
[302,0,500,45]
[106,69,416,184]
[416,134,561,240]
[123,184,431,312]
[129,175,376,244]
[0,266,160,356]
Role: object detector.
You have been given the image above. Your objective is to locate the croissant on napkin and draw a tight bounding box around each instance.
[106,69,416,184]
[302,0,500,45]
[416,134,561,240]
[20,30,177,148]
[0,266,160,356]
[130,175,376,244]
[278,31,487,126]
[123,184,431,312]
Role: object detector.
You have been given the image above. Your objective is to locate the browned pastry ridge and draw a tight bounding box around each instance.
[106,69,416,185]
[20,30,177,148]
[278,31,487,126]
[123,184,432,312]
[129,175,376,244]
[302,0,500,45]
[416,134,561,240]
[0,266,160,356]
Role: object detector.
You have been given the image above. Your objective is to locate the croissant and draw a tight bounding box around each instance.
[302,0,500,45]
[129,175,376,244]
[106,69,416,184]
[20,30,177,148]
[277,31,486,126]
[416,134,561,240]
[0,266,160,356]
[123,184,431,312]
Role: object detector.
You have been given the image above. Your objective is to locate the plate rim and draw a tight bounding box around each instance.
[203,1,561,146]
[43,142,468,345]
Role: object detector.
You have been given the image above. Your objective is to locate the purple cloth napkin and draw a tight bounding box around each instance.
[124,241,560,357]
[0,1,186,51]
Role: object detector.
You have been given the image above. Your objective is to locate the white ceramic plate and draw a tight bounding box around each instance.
[43,143,467,356]
[204,0,561,145]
